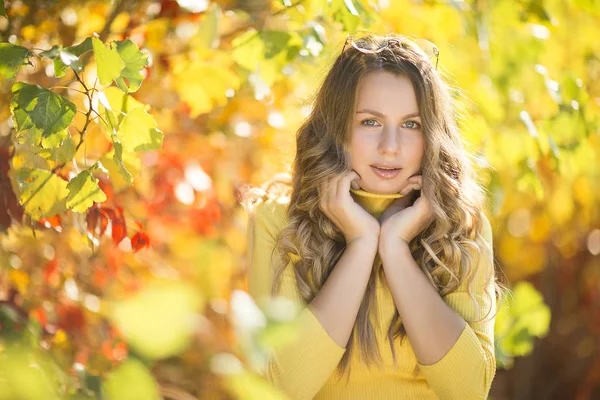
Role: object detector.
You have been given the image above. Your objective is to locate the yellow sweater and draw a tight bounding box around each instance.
[246,188,496,400]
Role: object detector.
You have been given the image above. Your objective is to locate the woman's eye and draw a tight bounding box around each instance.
[404,120,421,129]
[361,119,379,127]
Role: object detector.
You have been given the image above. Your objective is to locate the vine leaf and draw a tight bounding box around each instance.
[114,39,149,93]
[10,83,76,147]
[92,37,125,85]
[66,170,107,213]
[0,43,32,82]
[14,169,69,220]
[53,37,92,78]
[117,108,164,152]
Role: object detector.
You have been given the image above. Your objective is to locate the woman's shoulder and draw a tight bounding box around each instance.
[247,194,291,237]
[253,195,290,222]
[242,173,293,224]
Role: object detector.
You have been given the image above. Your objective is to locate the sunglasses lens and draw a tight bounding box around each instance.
[410,38,439,60]
[353,30,385,52]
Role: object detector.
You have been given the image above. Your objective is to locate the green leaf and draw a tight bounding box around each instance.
[231,30,302,86]
[226,370,289,400]
[10,83,76,146]
[92,37,125,85]
[99,142,136,190]
[98,86,146,133]
[53,37,92,78]
[14,169,68,220]
[343,0,360,16]
[0,1,6,18]
[0,43,32,82]
[495,281,551,367]
[66,170,107,212]
[40,129,69,149]
[108,281,203,360]
[114,39,149,93]
[43,134,76,164]
[262,31,293,59]
[12,143,51,170]
[231,30,262,71]
[0,343,66,400]
[39,45,60,59]
[196,3,221,49]
[103,359,160,400]
[117,108,164,152]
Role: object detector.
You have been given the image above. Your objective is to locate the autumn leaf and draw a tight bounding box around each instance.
[14,168,69,220]
[92,37,126,85]
[66,170,107,213]
[113,39,150,93]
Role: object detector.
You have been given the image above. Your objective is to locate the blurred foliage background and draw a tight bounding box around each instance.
[0,0,598,399]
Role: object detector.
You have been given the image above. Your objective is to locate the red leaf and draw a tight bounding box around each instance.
[111,207,127,245]
[43,257,60,286]
[92,268,108,288]
[101,339,128,362]
[190,196,222,236]
[30,307,47,327]
[37,215,62,232]
[56,303,86,334]
[87,205,109,238]
[131,230,150,252]
[97,176,114,204]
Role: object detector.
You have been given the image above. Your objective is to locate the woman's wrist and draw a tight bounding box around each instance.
[346,235,379,251]
[379,238,411,262]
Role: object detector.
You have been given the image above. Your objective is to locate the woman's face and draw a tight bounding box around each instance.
[349,71,425,194]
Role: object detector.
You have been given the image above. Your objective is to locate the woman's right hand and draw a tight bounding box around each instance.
[319,170,380,246]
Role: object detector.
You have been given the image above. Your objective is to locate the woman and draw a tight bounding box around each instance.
[242,32,504,400]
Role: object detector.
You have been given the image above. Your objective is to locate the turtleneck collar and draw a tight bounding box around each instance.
[349,188,406,218]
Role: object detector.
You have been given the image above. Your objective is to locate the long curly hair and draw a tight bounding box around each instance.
[242,32,506,382]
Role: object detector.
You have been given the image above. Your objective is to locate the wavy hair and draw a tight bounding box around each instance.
[242,32,506,383]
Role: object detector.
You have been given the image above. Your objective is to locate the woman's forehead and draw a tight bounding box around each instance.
[356,72,418,114]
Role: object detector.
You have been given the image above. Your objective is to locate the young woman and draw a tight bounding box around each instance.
[243,32,504,400]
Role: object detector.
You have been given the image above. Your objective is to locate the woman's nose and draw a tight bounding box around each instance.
[378,128,399,156]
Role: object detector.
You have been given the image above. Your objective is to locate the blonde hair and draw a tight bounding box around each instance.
[242,32,506,382]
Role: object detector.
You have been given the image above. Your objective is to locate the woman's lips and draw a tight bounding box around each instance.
[371,166,402,179]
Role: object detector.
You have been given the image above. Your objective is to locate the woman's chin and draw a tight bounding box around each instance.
[359,181,405,194]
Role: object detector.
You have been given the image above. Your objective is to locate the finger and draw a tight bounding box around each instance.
[400,183,419,195]
[337,171,359,199]
[415,176,422,188]
[349,170,361,190]
[408,175,422,183]
[408,176,422,190]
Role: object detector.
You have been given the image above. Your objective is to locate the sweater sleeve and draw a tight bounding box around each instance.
[417,212,497,400]
[245,198,346,400]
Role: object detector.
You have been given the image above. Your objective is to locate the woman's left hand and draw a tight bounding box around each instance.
[379,175,434,253]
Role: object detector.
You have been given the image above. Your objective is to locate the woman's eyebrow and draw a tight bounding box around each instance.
[355,109,421,119]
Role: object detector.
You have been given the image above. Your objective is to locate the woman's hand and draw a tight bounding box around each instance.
[379,175,433,254]
[319,170,380,246]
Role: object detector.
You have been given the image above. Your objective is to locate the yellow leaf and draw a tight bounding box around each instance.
[108,280,204,360]
[174,60,241,117]
[9,269,29,295]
